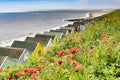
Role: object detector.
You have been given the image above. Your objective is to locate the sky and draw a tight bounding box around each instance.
[0,0,120,12]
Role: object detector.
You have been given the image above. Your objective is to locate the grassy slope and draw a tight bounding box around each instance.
[0,10,120,80]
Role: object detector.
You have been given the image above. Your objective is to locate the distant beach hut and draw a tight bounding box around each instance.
[0,55,17,68]
[11,41,41,57]
[59,27,75,34]
[43,32,64,43]
[65,24,80,32]
[25,37,53,57]
[34,34,58,44]
[49,29,69,36]
[56,29,72,34]
[0,47,27,63]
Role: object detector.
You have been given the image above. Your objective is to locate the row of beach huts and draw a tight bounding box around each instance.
[0,15,103,68]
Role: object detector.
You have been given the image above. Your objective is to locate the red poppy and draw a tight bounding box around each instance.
[107,46,112,50]
[102,37,107,43]
[66,55,72,59]
[58,60,64,66]
[16,71,23,77]
[58,49,65,57]
[0,68,2,73]
[8,77,12,80]
[32,73,39,80]
[75,48,81,53]
[50,58,55,63]
[70,60,78,66]
[35,66,41,71]
[89,49,94,54]
[75,64,82,71]
[80,39,83,43]
[24,68,35,75]
[101,33,107,37]
[70,48,76,54]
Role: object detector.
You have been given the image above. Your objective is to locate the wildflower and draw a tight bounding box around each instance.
[24,68,35,75]
[8,76,12,80]
[88,49,94,54]
[70,48,76,54]
[50,58,55,63]
[58,49,65,57]
[102,33,107,37]
[80,39,83,43]
[66,55,72,59]
[75,64,82,71]
[102,37,107,43]
[58,60,64,66]
[70,60,78,66]
[16,71,23,77]
[0,68,2,73]
[75,48,81,53]
[107,46,112,50]
[35,66,41,71]
[32,73,39,80]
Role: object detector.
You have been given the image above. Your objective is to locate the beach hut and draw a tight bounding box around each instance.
[0,47,27,63]
[65,24,80,32]
[0,55,17,68]
[49,29,69,36]
[25,37,53,56]
[43,32,64,43]
[56,29,72,34]
[11,41,41,57]
[59,27,75,34]
[44,31,64,39]
[34,34,58,44]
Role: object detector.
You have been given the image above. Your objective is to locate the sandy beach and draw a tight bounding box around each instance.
[89,10,113,18]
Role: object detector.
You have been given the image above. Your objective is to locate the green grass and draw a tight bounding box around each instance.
[0,10,120,80]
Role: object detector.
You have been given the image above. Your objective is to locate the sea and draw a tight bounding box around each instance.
[0,10,102,47]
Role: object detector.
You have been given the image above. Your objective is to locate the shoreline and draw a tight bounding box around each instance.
[0,10,112,47]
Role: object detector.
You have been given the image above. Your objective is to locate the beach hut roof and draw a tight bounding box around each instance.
[35,34,55,40]
[60,27,75,30]
[56,29,72,33]
[11,41,37,52]
[0,47,24,59]
[50,30,68,34]
[43,31,63,37]
[25,37,50,46]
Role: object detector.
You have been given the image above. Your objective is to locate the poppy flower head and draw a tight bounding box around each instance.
[8,76,12,80]
[58,60,64,66]
[0,68,2,73]
[32,73,39,80]
[24,68,35,75]
[35,66,41,71]
[50,58,55,63]
[102,37,107,43]
[75,64,82,71]
[89,49,94,54]
[80,39,83,43]
[102,33,107,37]
[58,49,65,57]
[107,46,112,50]
[70,48,76,54]
[70,60,78,66]
[16,71,23,77]
[66,55,72,59]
